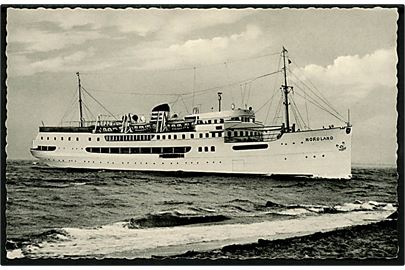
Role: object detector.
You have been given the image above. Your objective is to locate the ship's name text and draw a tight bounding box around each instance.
[305,136,333,142]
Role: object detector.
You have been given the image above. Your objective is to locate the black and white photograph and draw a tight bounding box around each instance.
[2,5,403,264]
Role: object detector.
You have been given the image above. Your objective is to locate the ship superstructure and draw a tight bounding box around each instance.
[31,47,352,179]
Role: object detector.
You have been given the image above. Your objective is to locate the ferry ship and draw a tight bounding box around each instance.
[30,48,352,179]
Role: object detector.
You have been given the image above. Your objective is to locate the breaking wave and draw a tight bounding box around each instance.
[127,211,230,228]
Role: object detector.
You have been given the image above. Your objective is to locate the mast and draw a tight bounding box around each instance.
[282,47,290,132]
[76,72,84,128]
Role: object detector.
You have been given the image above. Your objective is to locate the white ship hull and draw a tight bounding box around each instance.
[31,126,352,179]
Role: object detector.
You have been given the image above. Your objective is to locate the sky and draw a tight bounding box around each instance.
[5,7,399,165]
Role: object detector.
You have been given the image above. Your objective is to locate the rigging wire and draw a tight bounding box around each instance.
[82,102,96,121]
[287,75,346,123]
[272,94,284,125]
[265,53,282,124]
[60,90,79,125]
[304,90,311,129]
[292,83,346,122]
[180,95,190,114]
[83,70,281,100]
[81,86,118,120]
[79,51,281,75]
[287,62,344,119]
[290,94,308,129]
[290,103,301,130]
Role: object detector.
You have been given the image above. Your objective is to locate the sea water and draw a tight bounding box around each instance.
[5,160,398,259]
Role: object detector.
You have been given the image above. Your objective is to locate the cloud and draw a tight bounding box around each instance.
[296,48,397,100]
[7,24,105,53]
[7,8,253,42]
[131,24,265,70]
[7,48,100,76]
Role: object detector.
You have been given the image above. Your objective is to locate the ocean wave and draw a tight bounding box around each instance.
[159,200,193,206]
[126,211,230,228]
[11,207,395,259]
[264,200,396,216]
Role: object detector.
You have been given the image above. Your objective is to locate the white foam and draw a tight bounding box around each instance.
[23,208,395,259]
[7,249,24,259]
[333,201,383,212]
[277,208,311,216]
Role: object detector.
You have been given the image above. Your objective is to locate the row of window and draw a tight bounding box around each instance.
[155,132,223,140]
[197,119,225,124]
[198,146,216,152]
[40,136,101,142]
[226,130,261,138]
[85,146,192,154]
[40,131,225,143]
[105,134,153,142]
[34,146,57,151]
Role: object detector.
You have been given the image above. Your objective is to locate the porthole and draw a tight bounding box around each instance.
[76,137,79,141]
[313,155,316,158]
[61,137,64,141]
[41,137,43,140]
[54,137,56,140]
[284,157,287,160]
[97,137,100,142]
[322,154,325,157]
[88,137,91,141]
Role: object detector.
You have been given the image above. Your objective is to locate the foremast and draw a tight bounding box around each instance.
[76,72,84,128]
[281,46,291,133]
